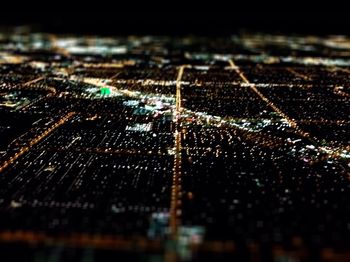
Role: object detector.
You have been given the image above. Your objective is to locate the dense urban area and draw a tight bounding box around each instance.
[0,31,349,261]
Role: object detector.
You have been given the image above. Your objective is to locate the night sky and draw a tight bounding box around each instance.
[0,11,348,36]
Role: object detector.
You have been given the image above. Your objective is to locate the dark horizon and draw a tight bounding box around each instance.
[0,11,349,36]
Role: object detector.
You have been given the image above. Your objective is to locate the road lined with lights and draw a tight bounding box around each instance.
[0,230,236,255]
[0,112,75,174]
[42,147,170,156]
[227,59,350,165]
[170,65,186,239]
[0,230,162,252]
[23,76,45,87]
[228,59,310,137]
[286,68,312,81]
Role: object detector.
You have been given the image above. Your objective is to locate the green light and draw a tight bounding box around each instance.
[100,87,111,96]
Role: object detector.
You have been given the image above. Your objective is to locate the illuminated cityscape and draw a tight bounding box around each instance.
[0,32,349,261]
